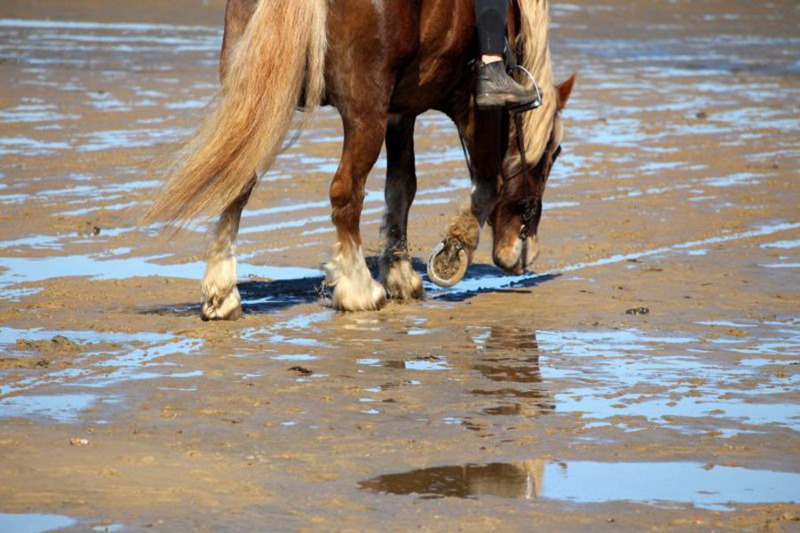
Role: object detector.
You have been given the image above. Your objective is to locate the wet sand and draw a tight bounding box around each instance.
[1,0,799,531]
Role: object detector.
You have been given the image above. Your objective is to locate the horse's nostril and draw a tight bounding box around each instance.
[493,240,526,274]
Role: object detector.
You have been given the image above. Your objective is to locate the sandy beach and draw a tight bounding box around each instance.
[0,0,798,530]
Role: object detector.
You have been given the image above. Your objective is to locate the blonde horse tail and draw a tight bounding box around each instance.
[143,0,328,228]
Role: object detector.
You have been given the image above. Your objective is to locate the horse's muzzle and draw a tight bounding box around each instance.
[493,234,539,275]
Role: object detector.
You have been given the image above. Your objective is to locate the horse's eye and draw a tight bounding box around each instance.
[552,145,562,163]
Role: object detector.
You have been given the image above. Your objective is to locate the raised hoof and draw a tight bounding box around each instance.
[200,287,243,321]
[427,240,468,288]
[381,259,425,302]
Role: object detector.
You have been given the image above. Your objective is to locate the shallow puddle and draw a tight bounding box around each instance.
[0,327,205,421]
[0,253,321,298]
[0,393,106,423]
[0,512,76,533]
[330,315,799,435]
[385,358,450,372]
[524,326,797,434]
[0,326,172,346]
[0,1,798,528]
[242,310,333,348]
[359,461,800,510]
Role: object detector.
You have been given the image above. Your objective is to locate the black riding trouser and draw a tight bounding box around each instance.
[474,0,507,55]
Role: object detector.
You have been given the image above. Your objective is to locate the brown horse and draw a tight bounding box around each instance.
[144,0,574,317]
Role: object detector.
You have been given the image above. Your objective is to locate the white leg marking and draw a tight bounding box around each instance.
[381,258,424,301]
[201,248,242,321]
[200,202,246,321]
[324,243,387,311]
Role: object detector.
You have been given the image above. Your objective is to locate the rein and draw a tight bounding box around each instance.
[456,108,543,240]
[456,64,545,238]
[457,4,552,242]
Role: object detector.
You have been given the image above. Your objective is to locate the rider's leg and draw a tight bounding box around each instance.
[475,0,506,60]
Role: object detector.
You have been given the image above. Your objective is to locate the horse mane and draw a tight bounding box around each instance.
[513,0,556,166]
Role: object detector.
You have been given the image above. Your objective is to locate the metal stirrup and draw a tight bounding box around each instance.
[508,65,543,112]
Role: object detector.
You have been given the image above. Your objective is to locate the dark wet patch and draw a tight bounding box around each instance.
[0,357,51,370]
[482,404,524,416]
[471,387,550,400]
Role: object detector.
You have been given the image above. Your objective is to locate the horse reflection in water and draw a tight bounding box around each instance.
[144,0,574,317]
[359,461,545,500]
[470,325,554,417]
[362,326,549,499]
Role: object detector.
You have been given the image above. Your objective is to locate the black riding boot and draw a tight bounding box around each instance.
[474,0,540,110]
[476,61,540,110]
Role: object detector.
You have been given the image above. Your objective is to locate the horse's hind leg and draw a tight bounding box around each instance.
[197,0,258,321]
[324,114,388,312]
[380,115,424,301]
[201,176,255,321]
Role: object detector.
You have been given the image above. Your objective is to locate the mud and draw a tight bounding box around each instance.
[1,0,799,531]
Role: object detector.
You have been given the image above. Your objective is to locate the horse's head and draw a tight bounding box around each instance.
[489,74,575,274]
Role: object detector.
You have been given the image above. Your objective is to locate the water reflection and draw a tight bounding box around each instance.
[469,326,554,417]
[360,461,800,510]
[359,461,543,500]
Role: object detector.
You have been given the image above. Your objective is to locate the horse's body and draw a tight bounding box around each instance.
[145,0,573,317]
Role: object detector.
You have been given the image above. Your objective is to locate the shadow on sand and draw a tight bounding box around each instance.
[138,275,326,317]
[139,258,559,317]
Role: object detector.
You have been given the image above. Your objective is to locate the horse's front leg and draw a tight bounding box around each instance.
[428,186,495,288]
[428,108,505,287]
[380,115,424,301]
[324,115,388,311]
[201,176,255,320]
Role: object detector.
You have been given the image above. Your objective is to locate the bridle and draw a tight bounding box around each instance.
[457,99,562,242]
[458,18,562,243]
[511,110,562,240]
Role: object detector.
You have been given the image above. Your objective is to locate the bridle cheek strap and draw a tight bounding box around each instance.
[512,111,539,241]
